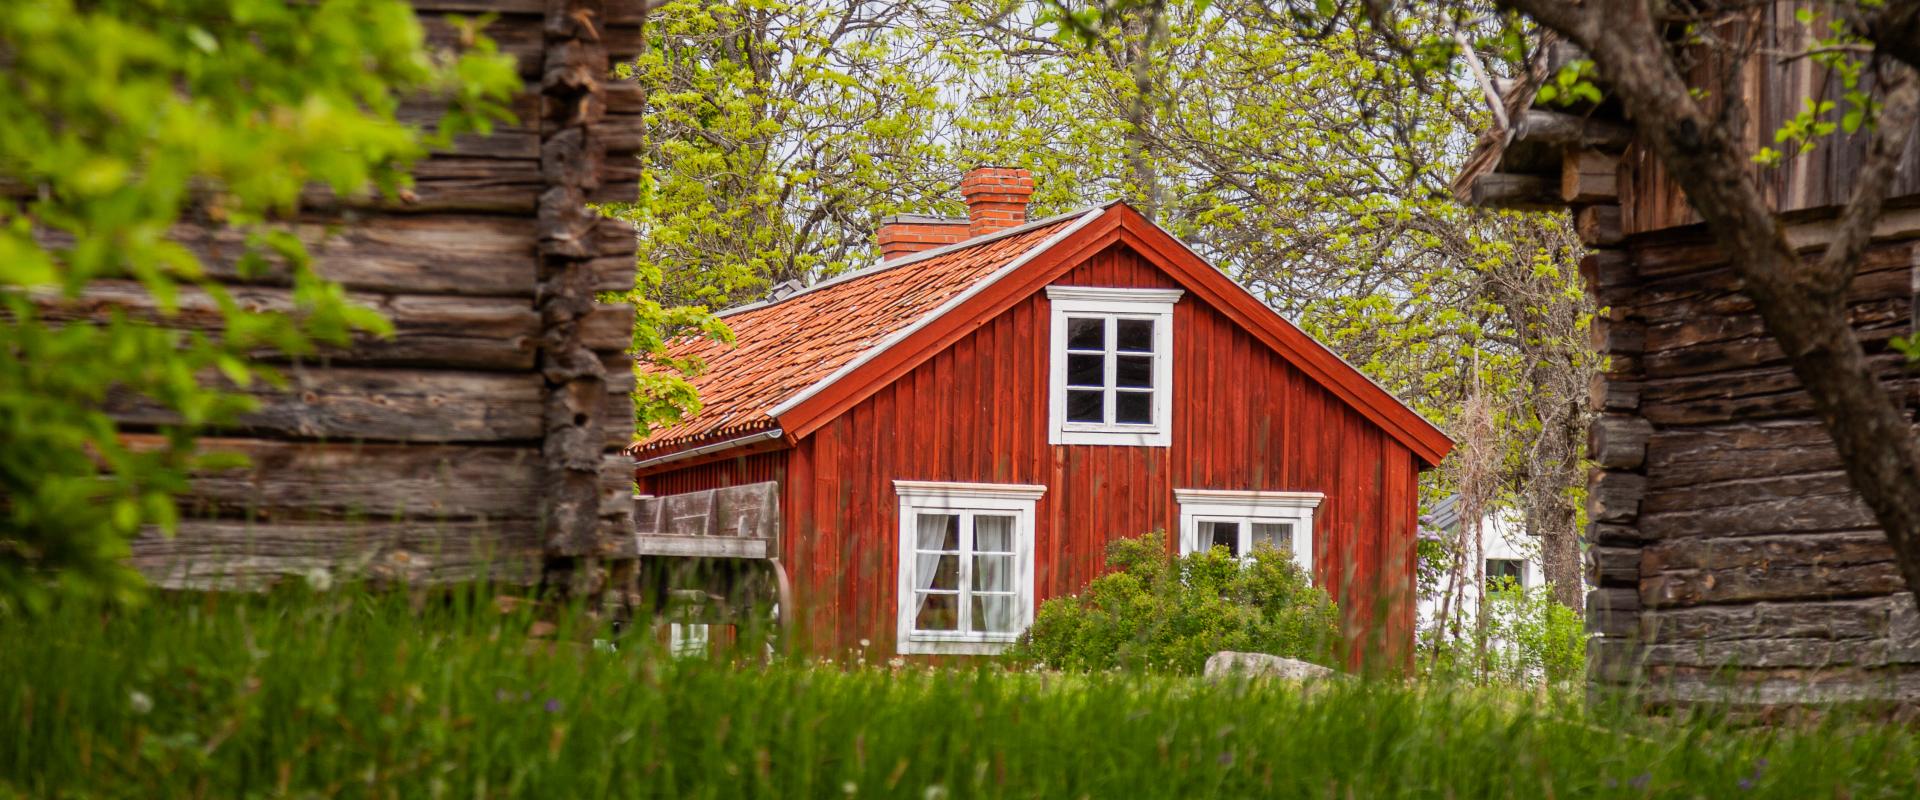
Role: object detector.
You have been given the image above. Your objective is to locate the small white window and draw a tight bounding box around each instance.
[894,480,1044,655]
[1486,559,1526,592]
[1046,286,1181,447]
[669,623,709,658]
[1174,489,1323,577]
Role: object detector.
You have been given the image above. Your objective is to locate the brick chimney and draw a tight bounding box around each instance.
[875,214,970,262]
[959,166,1034,237]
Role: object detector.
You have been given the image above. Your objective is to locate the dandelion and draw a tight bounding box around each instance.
[841,780,858,795]
[128,690,152,715]
[304,567,333,592]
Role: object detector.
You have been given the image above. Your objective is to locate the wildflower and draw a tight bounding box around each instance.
[304,567,333,592]
[922,786,948,800]
[842,780,858,795]
[545,698,563,714]
[858,639,871,648]
[1628,772,1651,791]
[1737,777,1755,791]
[128,690,153,715]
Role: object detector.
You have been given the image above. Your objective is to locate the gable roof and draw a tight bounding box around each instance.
[633,202,1454,469]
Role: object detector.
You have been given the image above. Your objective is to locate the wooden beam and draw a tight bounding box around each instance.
[1576,204,1624,246]
[1561,148,1620,203]
[1465,172,1563,209]
[1514,109,1634,150]
[628,535,769,559]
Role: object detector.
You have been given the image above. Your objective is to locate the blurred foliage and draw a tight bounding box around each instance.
[1423,580,1587,686]
[0,0,518,611]
[1010,532,1341,674]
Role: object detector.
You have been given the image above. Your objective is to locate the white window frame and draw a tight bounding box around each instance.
[894,480,1045,655]
[1046,286,1182,447]
[1174,489,1323,577]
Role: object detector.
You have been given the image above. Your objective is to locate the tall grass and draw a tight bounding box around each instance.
[2,585,1915,798]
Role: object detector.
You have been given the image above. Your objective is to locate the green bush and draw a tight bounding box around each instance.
[1424,582,1587,685]
[1009,532,1341,674]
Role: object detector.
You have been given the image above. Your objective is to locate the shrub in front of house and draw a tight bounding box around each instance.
[1009,532,1341,674]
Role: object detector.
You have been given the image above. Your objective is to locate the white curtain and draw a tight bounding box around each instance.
[914,512,952,628]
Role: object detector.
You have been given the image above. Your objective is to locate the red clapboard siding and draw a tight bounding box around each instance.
[780,242,1423,665]
[640,450,787,496]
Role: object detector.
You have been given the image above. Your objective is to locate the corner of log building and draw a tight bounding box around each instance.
[125,0,646,592]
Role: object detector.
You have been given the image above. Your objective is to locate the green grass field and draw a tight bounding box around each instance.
[3,586,1916,798]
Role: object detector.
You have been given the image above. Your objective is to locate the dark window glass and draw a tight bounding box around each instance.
[1116,355,1152,388]
[925,555,960,590]
[1116,318,1154,352]
[924,513,959,551]
[1486,559,1524,592]
[915,594,958,631]
[1066,390,1104,422]
[1207,521,1240,556]
[1066,317,1104,351]
[971,595,1016,633]
[1067,354,1105,387]
[1115,390,1152,424]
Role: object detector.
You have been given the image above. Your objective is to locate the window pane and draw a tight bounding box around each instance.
[1067,354,1105,387]
[1116,355,1153,388]
[973,515,1014,553]
[1205,521,1240,556]
[1066,317,1105,350]
[915,593,959,631]
[917,513,959,552]
[1116,318,1154,352]
[1251,522,1292,554]
[1067,390,1104,422]
[1487,559,1524,592]
[972,594,1017,633]
[1114,390,1152,424]
[920,554,959,590]
[973,554,1014,591]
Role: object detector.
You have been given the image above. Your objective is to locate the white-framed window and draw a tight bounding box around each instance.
[894,480,1045,655]
[1174,489,1323,576]
[1046,286,1182,447]
[669,623,709,658]
[1486,558,1526,592]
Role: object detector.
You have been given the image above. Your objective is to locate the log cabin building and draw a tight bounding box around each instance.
[630,167,1453,660]
[105,1,647,589]
[1455,24,1920,704]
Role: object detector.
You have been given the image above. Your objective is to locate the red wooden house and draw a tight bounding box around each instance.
[631,168,1451,659]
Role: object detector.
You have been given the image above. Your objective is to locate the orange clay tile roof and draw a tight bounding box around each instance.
[631,210,1096,455]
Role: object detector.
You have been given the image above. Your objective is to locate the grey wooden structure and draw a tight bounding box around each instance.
[1458,21,1920,706]
[94,1,650,590]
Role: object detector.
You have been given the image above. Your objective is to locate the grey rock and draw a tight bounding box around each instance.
[1203,651,1337,682]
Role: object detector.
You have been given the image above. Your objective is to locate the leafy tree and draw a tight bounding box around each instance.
[1009,532,1342,674]
[0,0,518,611]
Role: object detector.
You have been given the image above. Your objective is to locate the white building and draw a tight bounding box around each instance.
[1416,495,1543,628]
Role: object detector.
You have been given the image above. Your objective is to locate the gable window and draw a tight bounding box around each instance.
[1174,489,1322,577]
[1046,286,1182,446]
[894,481,1044,655]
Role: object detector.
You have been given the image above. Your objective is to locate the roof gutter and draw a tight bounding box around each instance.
[632,427,785,471]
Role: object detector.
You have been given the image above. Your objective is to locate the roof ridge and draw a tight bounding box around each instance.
[715,204,1107,319]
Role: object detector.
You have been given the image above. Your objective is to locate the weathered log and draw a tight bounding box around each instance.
[1462,172,1561,208]
[1587,587,1640,637]
[1586,469,1645,523]
[303,157,542,214]
[1588,315,1645,356]
[1589,414,1653,469]
[1574,204,1623,246]
[1641,597,1897,643]
[1585,545,1641,586]
[1588,373,1643,411]
[1639,355,1915,425]
[35,280,540,370]
[1561,148,1619,203]
[1641,666,1920,706]
[421,12,545,78]
[1588,522,1650,546]
[107,367,545,443]
[125,434,543,520]
[1587,636,1643,684]
[1513,109,1635,150]
[132,518,543,591]
[1639,471,1877,539]
[1578,248,1635,294]
[398,94,543,159]
[1643,529,1897,573]
[1645,420,1847,489]
[1642,638,1896,669]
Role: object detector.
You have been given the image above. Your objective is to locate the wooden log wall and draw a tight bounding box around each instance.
[112,0,645,589]
[1579,213,1920,706]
